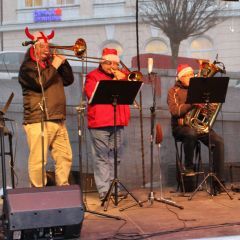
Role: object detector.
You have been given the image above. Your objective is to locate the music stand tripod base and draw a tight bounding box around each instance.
[101,178,143,211]
[188,172,233,200]
[185,77,232,201]
[89,80,143,211]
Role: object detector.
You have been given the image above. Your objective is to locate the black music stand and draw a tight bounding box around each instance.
[185,77,232,200]
[89,80,143,211]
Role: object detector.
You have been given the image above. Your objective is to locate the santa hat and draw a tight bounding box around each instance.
[101,48,120,63]
[176,64,193,80]
[24,27,54,44]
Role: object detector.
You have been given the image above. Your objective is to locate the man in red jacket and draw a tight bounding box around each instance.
[84,48,130,201]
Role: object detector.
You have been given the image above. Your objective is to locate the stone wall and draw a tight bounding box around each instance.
[1,68,240,191]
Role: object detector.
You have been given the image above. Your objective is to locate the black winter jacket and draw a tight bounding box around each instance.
[18,49,74,124]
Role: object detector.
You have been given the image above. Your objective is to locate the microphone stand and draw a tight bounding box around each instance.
[34,44,49,187]
[143,72,183,209]
[120,72,183,210]
[156,138,183,208]
[76,104,85,191]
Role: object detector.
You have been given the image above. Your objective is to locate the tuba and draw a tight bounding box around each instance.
[183,59,226,134]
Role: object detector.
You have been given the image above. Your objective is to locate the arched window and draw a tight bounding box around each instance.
[190,37,215,60]
[145,39,168,54]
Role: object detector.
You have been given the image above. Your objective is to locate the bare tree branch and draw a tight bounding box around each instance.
[140,0,227,67]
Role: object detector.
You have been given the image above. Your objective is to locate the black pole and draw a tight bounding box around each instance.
[101,92,143,212]
[150,109,155,192]
[76,104,85,190]
[113,96,118,205]
[136,0,146,188]
[34,44,49,187]
[39,103,45,187]
[0,120,6,197]
[0,0,3,51]
[149,74,156,202]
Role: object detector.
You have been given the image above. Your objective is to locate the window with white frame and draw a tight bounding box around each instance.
[56,0,75,5]
[25,0,42,7]
[24,0,76,8]
[94,0,126,4]
[93,0,126,18]
[190,37,215,60]
[145,39,168,54]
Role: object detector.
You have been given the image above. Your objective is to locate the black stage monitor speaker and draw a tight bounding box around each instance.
[4,185,84,231]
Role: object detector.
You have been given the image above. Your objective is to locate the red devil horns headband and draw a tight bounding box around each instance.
[25,27,55,42]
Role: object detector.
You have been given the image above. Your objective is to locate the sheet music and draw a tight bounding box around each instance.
[88,81,100,104]
[88,80,143,105]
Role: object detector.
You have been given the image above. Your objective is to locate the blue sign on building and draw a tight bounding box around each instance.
[34,8,62,22]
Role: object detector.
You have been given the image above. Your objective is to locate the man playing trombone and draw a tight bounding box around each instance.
[18,27,74,187]
[84,48,130,201]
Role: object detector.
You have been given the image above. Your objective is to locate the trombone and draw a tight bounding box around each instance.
[49,38,143,81]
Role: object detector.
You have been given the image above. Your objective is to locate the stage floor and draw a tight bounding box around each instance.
[1,185,240,240]
[80,186,240,240]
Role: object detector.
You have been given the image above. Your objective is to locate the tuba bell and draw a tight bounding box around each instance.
[182,59,226,134]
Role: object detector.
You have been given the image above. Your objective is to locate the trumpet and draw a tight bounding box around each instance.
[119,60,143,81]
[110,61,143,81]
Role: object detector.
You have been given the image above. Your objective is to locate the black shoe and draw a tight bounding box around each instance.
[99,192,107,201]
[111,191,127,199]
[213,181,226,195]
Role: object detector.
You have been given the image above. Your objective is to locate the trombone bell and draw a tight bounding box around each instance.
[49,38,87,58]
[73,38,87,57]
[127,71,143,81]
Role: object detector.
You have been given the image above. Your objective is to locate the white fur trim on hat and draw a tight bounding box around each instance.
[102,54,120,63]
[177,67,193,79]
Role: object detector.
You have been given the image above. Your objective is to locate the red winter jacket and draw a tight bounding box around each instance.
[84,66,130,128]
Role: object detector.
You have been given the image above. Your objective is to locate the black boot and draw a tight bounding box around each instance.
[213,180,225,195]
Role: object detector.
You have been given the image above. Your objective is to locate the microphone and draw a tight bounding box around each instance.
[213,53,219,64]
[148,58,153,74]
[155,123,163,145]
[22,40,38,46]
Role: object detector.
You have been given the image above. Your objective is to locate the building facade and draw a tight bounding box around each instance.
[0,0,240,71]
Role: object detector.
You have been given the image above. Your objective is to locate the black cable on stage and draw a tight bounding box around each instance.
[98,221,240,240]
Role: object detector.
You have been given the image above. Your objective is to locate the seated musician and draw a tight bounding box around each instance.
[167,64,225,194]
